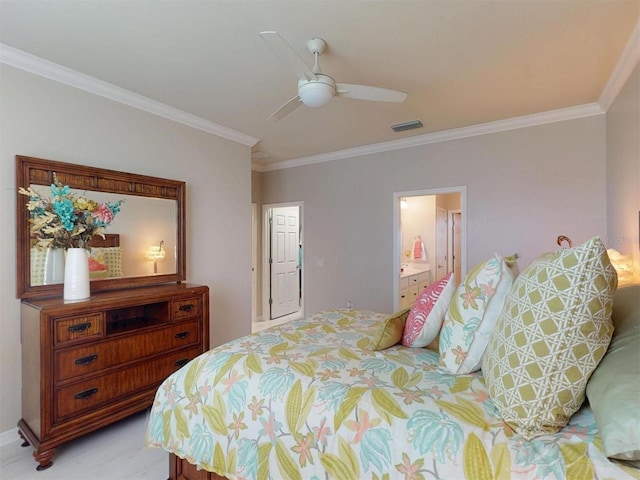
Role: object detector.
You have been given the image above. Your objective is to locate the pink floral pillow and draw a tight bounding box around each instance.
[402,273,456,347]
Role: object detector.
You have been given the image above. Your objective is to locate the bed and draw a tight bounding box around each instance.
[146,238,639,480]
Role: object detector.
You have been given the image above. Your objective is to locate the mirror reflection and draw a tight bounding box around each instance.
[29,186,177,286]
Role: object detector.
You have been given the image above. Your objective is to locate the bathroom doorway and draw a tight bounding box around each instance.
[393,187,467,310]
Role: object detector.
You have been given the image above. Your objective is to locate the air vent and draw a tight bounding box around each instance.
[390,120,424,132]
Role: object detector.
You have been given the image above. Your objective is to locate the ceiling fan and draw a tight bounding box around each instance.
[259,31,408,121]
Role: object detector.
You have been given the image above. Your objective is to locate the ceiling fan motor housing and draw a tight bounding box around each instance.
[298,74,335,108]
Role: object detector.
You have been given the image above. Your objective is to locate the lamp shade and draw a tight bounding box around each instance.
[146,241,166,261]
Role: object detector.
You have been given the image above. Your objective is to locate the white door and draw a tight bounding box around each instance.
[452,212,462,286]
[270,206,300,319]
[435,207,447,281]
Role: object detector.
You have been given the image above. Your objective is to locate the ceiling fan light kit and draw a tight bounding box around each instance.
[260,31,407,121]
[298,74,335,108]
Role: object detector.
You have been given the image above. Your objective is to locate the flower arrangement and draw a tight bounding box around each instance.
[19,174,124,250]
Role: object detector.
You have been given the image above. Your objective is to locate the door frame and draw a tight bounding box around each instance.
[392,186,467,311]
[251,203,257,322]
[448,209,462,284]
[261,201,305,322]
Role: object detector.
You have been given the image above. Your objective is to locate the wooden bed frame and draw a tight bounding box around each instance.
[169,453,227,480]
[89,233,120,247]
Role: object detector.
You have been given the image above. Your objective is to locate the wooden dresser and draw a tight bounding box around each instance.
[18,283,209,471]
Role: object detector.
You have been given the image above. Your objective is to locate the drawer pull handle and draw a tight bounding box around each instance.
[175,331,190,339]
[74,354,99,366]
[174,358,190,367]
[178,304,193,312]
[68,322,92,333]
[75,388,98,400]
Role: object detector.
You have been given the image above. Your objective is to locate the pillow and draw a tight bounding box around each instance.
[88,249,107,271]
[586,284,640,461]
[482,236,617,440]
[372,308,411,350]
[402,273,456,347]
[90,246,123,277]
[439,254,518,373]
[30,247,47,286]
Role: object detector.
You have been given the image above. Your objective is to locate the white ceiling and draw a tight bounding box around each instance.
[1,1,638,169]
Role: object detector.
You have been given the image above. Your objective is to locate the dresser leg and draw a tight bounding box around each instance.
[33,448,55,471]
[17,429,29,447]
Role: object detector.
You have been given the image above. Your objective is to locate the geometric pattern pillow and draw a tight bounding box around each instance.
[482,236,617,440]
[439,254,519,374]
[402,272,456,347]
[30,247,47,286]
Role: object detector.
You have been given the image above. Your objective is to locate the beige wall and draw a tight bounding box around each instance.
[262,116,608,316]
[0,65,253,433]
[606,63,640,273]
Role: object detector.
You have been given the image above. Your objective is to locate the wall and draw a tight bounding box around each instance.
[606,63,640,273]
[262,116,608,316]
[0,65,253,434]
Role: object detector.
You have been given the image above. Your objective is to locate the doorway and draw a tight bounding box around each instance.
[393,187,467,311]
[262,202,304,322]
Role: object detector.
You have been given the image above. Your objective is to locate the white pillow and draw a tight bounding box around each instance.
[439,254,518,373]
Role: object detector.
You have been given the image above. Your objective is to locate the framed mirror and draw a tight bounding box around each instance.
[16,155,186,299]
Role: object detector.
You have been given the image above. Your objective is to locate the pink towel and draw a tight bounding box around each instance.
[413,239,422,259]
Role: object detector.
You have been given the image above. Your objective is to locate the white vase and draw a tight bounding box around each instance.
[64,248,90,301]
[43,248,65,285]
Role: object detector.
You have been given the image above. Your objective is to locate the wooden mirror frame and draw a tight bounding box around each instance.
[16,155,186,299]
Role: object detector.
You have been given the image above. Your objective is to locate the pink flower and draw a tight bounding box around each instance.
[291,433,315,467]
[461,286,481,309]
[92,203,114,223]
[345,411,379,443]
[259,412,282,443]
[396,389,425,405]
[395,453,425,480]
[312,417,331,446]
[228,412,247,440]
[480,281,496,297]
[452,346,468,365]
[248,396,265,421]
[221,369,244,394]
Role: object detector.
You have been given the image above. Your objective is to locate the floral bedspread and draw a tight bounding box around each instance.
[146,309,638,480]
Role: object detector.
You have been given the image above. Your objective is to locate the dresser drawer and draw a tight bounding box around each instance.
[171,297,201,320]
[54,347,201,421]
[54,314,104,346]
[55,320,200,383]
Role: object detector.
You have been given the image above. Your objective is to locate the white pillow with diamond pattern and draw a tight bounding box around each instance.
[482,236,617,440]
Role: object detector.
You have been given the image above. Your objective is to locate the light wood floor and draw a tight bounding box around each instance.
[0,410,167,480]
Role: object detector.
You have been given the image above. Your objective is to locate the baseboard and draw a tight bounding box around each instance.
[0,427,18,447]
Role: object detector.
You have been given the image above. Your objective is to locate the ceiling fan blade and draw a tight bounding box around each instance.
[336,83,407,103]
[267,95,303,121]
[260,31,317,81]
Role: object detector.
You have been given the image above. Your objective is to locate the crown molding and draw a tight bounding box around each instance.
[259,103,604,172]
[599,17,640,111]
[0,43,259,147]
